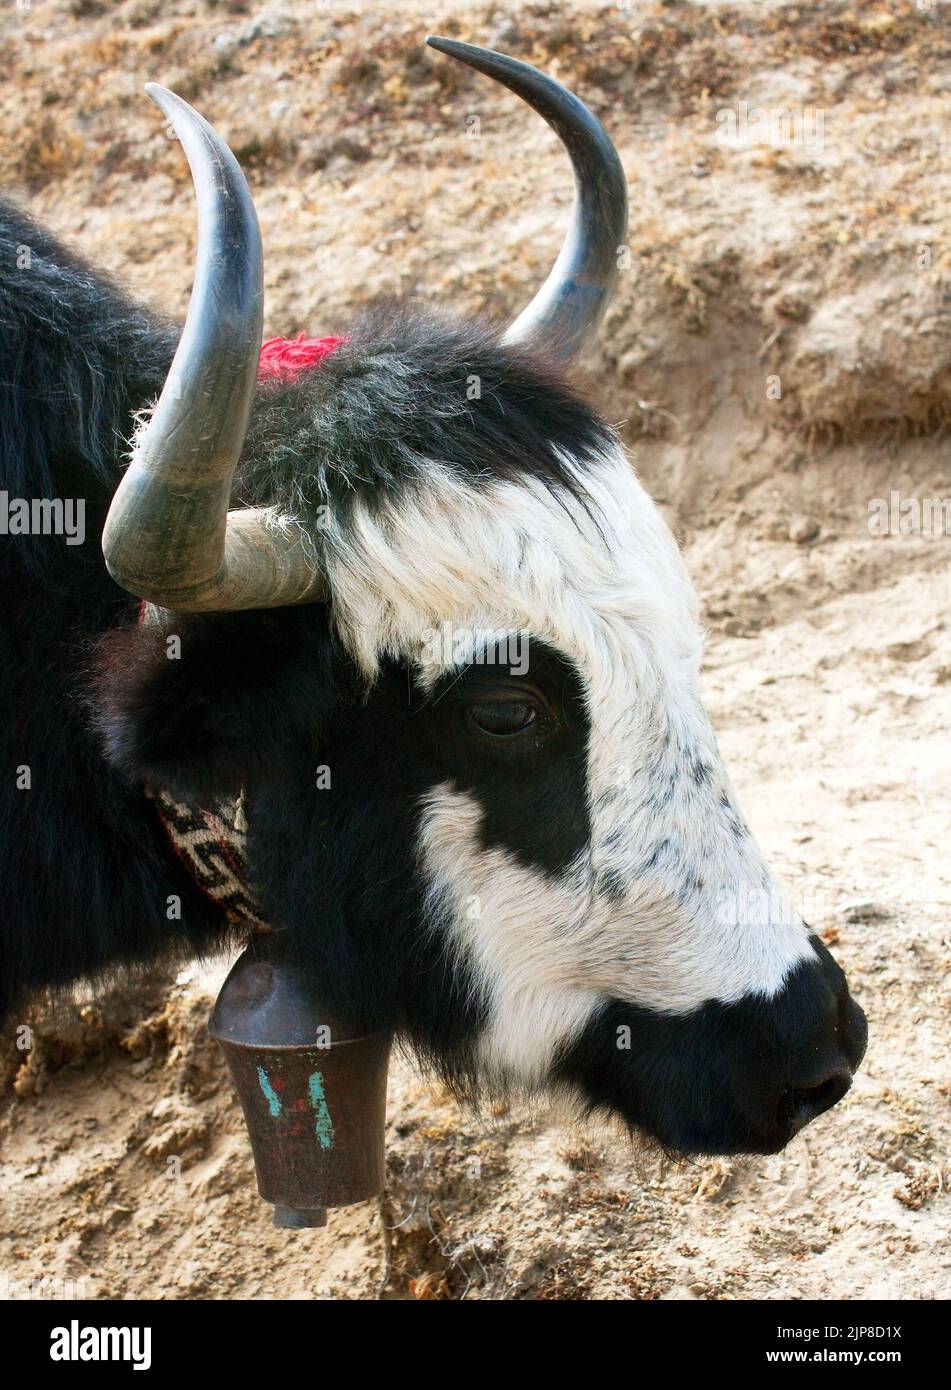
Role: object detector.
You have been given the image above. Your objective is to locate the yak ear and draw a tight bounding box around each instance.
[91,607,338,803]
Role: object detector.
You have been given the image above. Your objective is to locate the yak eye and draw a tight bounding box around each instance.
[466,699,538,738]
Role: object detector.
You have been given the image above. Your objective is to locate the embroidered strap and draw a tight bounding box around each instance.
[147,787,271,933]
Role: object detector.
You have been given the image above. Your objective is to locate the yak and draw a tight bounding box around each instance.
[0,37,866,1156]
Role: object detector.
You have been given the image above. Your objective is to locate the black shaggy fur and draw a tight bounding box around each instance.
[0,200,179,577]
[0,198,606,1088]
[239,306,613,529]
[0,199,228,1024]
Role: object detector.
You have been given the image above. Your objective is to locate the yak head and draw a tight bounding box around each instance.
[97,38,866,1157]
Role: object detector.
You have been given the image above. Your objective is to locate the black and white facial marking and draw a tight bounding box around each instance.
[105,311,866,1154]
[311,448,826,1075]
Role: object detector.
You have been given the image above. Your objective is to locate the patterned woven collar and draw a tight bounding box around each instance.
[147,787,271,933]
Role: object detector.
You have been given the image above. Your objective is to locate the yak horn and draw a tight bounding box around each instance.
[101,85,325,611]
[426,37,628,363]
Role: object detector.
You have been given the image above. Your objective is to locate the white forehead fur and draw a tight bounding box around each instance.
[321,446,697,687]
[319,443,814,1083]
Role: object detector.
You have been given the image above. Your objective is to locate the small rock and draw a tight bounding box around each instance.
[774,292,810,322]
[509,1244,568,1293]
[789,515,820,544]
[836,899,890,923]
[491,24,521,47]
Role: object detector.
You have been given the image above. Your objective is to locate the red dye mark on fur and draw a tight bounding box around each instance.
[258,334,344,381]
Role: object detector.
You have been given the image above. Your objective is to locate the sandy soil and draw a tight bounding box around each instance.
[1,0,949,1300]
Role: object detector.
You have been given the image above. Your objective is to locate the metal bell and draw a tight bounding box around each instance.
[208,935,391,1228]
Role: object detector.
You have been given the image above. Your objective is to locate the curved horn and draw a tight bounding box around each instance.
[426,36,628,363]
[102,85,325,611]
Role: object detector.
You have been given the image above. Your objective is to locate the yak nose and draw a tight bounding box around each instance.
[788,1068,853,1131]
[785,977,867,1136]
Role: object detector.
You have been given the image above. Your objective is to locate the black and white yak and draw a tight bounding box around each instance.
[0,38,865,1156]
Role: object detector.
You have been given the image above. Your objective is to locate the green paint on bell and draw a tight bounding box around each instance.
[308,1071,335,1149]
[256,1065,282,1117]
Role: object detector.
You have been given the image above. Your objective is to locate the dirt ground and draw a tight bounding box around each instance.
[1,0,949,1300]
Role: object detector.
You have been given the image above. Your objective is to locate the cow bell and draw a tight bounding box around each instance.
[209,936,391,1229]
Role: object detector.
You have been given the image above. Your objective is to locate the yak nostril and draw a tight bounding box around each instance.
[789,1070,852,1128]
